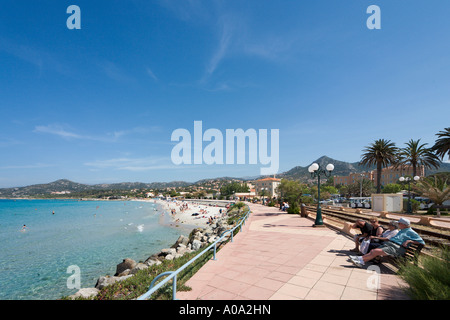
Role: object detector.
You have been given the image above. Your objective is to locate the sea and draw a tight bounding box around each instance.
[0,199,192,300]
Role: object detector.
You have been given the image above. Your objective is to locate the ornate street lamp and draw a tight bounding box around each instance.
[308,163,334,227]
[399,176,420,214]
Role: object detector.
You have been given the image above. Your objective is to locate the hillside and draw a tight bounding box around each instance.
[0,179,191,198]
[0,156,449,198]
[278,155,376,181]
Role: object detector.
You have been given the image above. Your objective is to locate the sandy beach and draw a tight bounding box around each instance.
[135,198,230,228]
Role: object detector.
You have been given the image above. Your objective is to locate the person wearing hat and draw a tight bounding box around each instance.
[367,220,399,252]
[350,217,425,267]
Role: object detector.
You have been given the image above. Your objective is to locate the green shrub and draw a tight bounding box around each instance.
[426,206,449,215]
[402,199,420,213]
[287,202,300,214]
[300,196,314,204]
[398,248,450,300]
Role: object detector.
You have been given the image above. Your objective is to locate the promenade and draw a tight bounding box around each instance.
[177,203,409,300]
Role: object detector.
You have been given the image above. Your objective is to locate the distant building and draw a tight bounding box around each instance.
[51,191,71,195]
[373,165,425,186]
[333,165,425,187]
[254,177,281,198]
[334,172,372,186]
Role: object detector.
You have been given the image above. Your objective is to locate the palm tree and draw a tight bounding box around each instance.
[397,139,441,177]
[414,175,450,217]
[360,139,398,193]
[432,127,450,161]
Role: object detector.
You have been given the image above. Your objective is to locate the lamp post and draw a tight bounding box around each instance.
[360,173,365,198]
[261,188,267,205]
[308,163,334,227]
[399,176,420,214]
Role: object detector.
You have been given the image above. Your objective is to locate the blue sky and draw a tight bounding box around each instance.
[0,0,449,188]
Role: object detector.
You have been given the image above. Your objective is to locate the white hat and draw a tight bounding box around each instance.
[398,217,410,226]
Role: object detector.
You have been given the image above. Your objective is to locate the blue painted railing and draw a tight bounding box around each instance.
[137,205,251,300]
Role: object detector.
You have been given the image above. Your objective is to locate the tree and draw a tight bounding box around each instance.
[413,174,450,217]
[337,180,375,197]
[432,127,450,161]
[277,179,308,205]
[220,182,249,197]
[360,139,398,194]
[382,183,403,194]
[397,139,440,177]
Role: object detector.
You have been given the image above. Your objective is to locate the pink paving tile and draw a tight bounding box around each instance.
[219,269,243,280]
[277,283,310,299]
[277,265,301,275]
[200,288,239,300]
[254,277,285,291]
[177,283,216,300]
[240,285,276,300]
[247,266,272,277]
[236,272,265,285]
[217,279,253,296]
[265,271,294,282]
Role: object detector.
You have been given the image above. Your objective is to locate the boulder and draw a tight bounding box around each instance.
[95,275,133,290]
[165,254,174,260]
[176,244,187,255]
[145,259,162,267]
[171,235,189,248]
[69,287,99,299]
[161,248,177,256]
[131,263,148,274]
[191,239,203,251]
[117,269,131,277]
[208,236,218,243]
[189,228,204,242]
[115,258,136,276]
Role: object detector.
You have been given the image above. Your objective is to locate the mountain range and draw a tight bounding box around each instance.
[1,155,449,198]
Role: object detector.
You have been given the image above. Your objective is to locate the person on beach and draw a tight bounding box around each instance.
[350,218,425,267]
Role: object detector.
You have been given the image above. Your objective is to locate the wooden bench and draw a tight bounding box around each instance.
[375,243,425,267]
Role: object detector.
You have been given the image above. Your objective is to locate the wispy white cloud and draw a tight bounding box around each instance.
[34,124,85,140]
[84,156,183,171]
[204,17,234,78]
[145,67,158,81]
[0,163,53,170]
[0,37,72,76]
[110,126,161,139]
[99,61,134,83]
[34,124,161,143]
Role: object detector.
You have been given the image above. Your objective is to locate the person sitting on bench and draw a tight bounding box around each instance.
[367,220,399,252]
[350,219,373,253]
[350,217,425,267]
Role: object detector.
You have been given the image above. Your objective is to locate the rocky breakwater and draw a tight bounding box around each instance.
[68,218,231,299]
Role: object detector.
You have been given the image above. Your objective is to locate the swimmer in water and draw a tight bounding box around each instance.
[21,224,27,231]
[52,211,55,215]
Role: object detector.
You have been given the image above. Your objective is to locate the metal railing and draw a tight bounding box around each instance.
[137,205,251,300]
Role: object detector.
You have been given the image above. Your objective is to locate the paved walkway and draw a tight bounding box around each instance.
[177,203,410,300]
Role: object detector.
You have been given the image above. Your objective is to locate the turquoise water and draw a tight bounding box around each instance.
[0,199,191,300]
